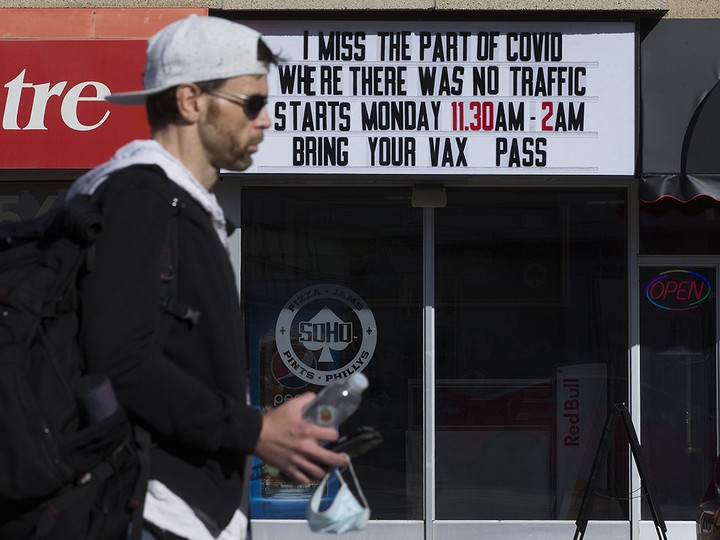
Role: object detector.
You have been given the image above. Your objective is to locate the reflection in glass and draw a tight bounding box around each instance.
[434,189,629,520]
[0,184,67,223]
[640,199,720,256]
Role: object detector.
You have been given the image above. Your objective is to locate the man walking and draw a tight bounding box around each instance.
[71,15,345,540]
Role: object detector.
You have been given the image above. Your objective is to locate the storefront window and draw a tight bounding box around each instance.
[0,184,66,223]
[434,188,629,520]
[241,186,629,523]
[639,267,717,520]
[640,201,720,521]
[241,187,424,520]
[640,199,720,255]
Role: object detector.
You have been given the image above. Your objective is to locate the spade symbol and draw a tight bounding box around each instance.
[301,306,351,364]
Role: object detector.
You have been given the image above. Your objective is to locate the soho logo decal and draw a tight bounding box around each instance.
[275,284,377,385]
[645,269,712,311]
[3,69,111,132]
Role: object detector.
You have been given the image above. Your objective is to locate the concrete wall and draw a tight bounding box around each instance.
[0,0,712,19]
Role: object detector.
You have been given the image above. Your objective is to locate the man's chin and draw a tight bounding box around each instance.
[220,156,252,173]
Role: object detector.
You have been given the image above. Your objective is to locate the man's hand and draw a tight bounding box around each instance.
[254,392,347,484]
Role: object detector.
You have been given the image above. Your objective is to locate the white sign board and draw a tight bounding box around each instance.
[245,21,635,175]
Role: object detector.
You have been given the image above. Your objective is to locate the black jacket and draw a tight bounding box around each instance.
[80,165,262,533]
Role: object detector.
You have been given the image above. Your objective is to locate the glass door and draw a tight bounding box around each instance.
[639,264,718,526]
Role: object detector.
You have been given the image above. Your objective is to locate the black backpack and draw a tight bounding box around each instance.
[0,189,179,540]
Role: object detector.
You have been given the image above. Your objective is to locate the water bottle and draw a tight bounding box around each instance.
[302,373,369,428]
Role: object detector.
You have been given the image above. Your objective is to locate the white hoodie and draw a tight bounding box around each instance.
[68,139,228,249]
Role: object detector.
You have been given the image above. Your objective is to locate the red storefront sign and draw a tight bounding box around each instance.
[0,40,149,169]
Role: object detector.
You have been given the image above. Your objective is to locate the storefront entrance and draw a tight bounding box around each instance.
[238,184,637,539]
[5,181,714,538]
[639,262,718,537]
[4,180,713,537]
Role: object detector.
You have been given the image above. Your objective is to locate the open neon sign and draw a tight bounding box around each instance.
[645,269,712,311]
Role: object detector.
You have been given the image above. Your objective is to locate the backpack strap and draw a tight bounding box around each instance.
[156,195,201,343]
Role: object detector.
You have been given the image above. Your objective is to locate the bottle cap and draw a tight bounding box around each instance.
[348,372,369,392]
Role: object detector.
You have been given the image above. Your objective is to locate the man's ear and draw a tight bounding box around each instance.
[175,83,203,123]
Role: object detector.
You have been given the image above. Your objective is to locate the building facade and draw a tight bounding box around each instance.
[1,1,719,539]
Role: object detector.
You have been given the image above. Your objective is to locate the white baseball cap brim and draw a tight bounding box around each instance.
[106,14,269,105]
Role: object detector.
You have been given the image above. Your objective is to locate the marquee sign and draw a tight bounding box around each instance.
[246,20,635,176]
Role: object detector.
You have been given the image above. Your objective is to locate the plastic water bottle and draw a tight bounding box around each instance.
[302,373,369,428]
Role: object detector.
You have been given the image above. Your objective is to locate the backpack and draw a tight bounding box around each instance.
[0,186,183,540]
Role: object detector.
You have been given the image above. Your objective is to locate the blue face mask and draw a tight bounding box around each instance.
[306,458,370,534]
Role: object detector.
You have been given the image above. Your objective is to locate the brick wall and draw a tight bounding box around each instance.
[1,8,206,39]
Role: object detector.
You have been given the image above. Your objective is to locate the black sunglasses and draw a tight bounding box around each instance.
[207,90,268,118]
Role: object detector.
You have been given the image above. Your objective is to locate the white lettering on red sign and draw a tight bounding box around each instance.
[3,69,110,132]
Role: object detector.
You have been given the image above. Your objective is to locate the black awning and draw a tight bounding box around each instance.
[640,173,720,204]
[640,20,720,204]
